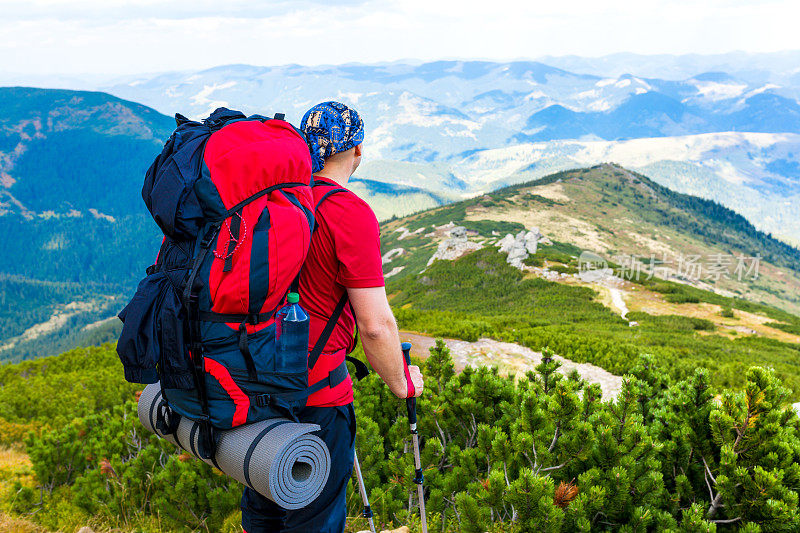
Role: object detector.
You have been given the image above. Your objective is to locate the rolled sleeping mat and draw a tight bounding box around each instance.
[138,383,330,509]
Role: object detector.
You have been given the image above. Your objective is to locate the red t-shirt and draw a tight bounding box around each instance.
[299,176,385,407]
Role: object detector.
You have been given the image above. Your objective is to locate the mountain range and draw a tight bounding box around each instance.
[86,57,800,243]
[101,61,800,155]
[1,53,799,361]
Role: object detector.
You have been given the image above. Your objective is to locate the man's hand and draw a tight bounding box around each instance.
[405,364,424,398]
[348,286,426,399]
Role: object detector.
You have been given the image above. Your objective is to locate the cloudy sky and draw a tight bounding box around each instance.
[2,0,799,75]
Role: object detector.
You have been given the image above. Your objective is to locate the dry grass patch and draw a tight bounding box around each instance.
[0,513,50,533]
[0,447,31,473]
[625,289,800,343]
[0,447,36,508]
[464,209,611,252]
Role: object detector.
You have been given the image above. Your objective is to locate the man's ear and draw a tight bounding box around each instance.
[354,143,362,157]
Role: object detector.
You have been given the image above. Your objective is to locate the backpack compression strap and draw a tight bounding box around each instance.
[308,292,349,371]
[182,223,222,459]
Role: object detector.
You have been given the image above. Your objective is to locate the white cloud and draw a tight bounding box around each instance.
[0,0,798,75]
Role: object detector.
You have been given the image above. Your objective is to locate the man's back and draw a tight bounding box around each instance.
[299,177,384,407]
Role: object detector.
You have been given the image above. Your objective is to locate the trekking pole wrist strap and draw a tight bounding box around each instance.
[401,342,415,399]
[403,358,415,399]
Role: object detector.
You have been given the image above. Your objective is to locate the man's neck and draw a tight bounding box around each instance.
[313,165,351,186]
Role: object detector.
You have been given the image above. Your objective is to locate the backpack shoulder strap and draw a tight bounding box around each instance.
[306,183,369,380]
[308,292,348,370]
[313,183,349,215]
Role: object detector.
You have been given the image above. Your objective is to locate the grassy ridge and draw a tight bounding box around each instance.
[380,165,800,315]
[524,165,800,272]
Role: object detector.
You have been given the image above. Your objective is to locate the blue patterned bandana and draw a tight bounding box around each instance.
[300,101,364,173]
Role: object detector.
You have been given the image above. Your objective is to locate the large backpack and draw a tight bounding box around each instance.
[117,108,351,458]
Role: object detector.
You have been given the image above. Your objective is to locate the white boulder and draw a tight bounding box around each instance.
[427,226,482,266]
[496,228,545,269]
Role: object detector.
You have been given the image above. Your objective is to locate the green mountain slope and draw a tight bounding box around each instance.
[0,88,172,362]
[381,163,800,313]
[379,164,800,396]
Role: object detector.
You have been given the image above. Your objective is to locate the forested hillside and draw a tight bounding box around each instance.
[0,88,170,362]
[0,89,449,363]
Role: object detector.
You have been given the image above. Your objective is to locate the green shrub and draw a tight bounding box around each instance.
[3,343,799,532]
[664,292,701,304]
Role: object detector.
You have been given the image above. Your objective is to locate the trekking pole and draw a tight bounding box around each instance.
[353,450,377,533]
[401,341,428,533]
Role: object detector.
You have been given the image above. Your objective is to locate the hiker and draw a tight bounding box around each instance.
[241,101,425,533]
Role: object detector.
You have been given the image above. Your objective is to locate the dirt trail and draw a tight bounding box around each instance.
[607,286,629,319]
[400,331,622,401]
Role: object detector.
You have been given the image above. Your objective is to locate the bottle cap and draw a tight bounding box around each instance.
[287,292,300,304]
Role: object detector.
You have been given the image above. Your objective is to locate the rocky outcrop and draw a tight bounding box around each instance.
[426,225,482,266]
[381,247,404,264]
[384,266,406,278]
[394,226,426,240]
[496,228,543,269]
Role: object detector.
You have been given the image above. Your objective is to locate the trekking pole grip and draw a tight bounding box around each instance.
[401,342,417,424]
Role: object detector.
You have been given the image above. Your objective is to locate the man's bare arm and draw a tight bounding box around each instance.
[347,286,423,398]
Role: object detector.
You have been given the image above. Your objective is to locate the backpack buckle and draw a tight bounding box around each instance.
[155,400,180,435]
[255,394,271,407]
[199,225,219,249]
[196,418,217,460]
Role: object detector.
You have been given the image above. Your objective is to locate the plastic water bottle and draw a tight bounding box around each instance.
[275,292,309,373]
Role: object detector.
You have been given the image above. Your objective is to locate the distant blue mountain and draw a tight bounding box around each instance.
[519,89,800,142]
[726,93,800,132]
[521,92,705,140]
[692,72,738,83]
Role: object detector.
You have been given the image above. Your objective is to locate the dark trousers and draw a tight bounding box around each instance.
[241,403,356,533]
